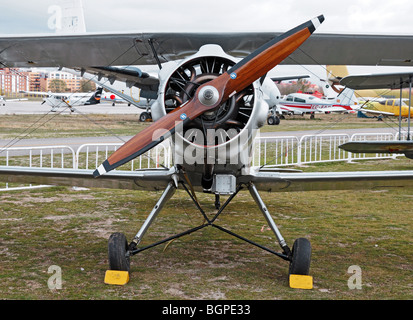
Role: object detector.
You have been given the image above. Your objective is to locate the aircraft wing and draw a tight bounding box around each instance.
[243,169,413,192]
[69,66,159,99]
[315,106,354,113]
[22,91,50,96]
[1,166,413,192]
[2,32,413,68]
[339,141,413,159]
[0,166,175,191]
[341,72,413,90]
[360,108,395,116]
[63,68,150,108]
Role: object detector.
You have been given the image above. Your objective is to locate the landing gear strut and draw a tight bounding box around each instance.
[107,179,311,279]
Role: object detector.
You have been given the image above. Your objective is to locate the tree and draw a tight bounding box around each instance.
[48,79,67,92]
[80,80,96,92]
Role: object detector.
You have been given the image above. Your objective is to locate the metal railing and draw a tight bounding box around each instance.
[0,145,76,168]
[0,132,406,190]
[75,143,171,170]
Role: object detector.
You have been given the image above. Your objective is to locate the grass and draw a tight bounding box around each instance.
[0,112,412,300]
[0,114,145,140]
[0,167,412,300]
[0,112,408,140]
[260,113,410,133]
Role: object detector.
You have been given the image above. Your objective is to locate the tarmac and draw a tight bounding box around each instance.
[0,100,404,150]
[0,100,144,115]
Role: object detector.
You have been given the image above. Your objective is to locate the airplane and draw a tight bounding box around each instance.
[358,98,413,118]
[276,89,360,119]
[24,87,103,112]
[340,71,413,119]
[1,15,413,287]
[0,96,4,106]
[101,90,130,106]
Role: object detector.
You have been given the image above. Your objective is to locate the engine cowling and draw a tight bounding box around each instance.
[150,45,268,187]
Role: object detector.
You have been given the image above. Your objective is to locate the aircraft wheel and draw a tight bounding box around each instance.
[108,232,130,272]
[289,238,311,275]
[267,116,275,125]
[140,112,149,122]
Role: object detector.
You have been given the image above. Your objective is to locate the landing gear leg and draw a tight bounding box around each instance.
[248,183,311,278]
[214,194,220,210]
[248,183,291,257]
[128,182,176,251]
[107,182,176,271]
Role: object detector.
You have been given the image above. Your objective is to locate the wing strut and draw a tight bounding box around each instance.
[148,38,163,70]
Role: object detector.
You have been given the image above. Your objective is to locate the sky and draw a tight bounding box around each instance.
[1,0,413,81]
[1,0,413,34]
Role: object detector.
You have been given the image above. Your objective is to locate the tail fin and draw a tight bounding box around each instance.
[86,87,102,105]
[336,87,359,106]
[55,0,86,34]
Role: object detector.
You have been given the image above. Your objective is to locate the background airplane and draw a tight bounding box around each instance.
[101,90,130,106]
[24,87,103,112]
[360,98,413,118]
[276,88,359,119]
[340,71,413,119]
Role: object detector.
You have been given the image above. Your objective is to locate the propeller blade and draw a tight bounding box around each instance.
[94,98,210,177]
[221,15,324,100]
[93,15,324,177]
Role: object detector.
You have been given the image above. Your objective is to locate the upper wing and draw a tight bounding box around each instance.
[2,32,413,68]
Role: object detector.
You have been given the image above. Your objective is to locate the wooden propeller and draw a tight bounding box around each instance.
[93,15,325,177]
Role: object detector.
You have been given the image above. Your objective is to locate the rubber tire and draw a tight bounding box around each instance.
[108,232,130,272]
[139,112,149,122]
[267,116,275,125]
[289,238,311,275]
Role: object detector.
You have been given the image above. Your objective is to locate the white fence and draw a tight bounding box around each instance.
[0,132,405,190]
[0,145,76,168]
[74,143,171,170]
[250,132,401,166]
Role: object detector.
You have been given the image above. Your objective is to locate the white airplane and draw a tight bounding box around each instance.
[25,87,103,112]
[1,15,413,288]
[0,96,5,106]
[277,89,360,118]
[101,90,129,105]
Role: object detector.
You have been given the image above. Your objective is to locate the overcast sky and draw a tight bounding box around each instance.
[1,0,412,34]
[1,0,413,80]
